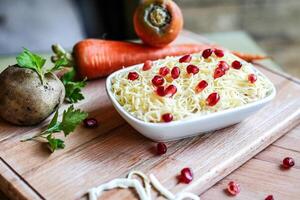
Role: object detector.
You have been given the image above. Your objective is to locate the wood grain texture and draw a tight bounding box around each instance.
[0,32,300,200]
[201,125,300,200]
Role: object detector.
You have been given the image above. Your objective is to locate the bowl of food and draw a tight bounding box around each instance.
[106,49,276,141]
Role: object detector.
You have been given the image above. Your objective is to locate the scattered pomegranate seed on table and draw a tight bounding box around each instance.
[179,54,192,63]
[195,80,208,93]
[218,61,230,71]
[214,49,225,57]
[231,60,242,69]
[178,167,193,184]
[265,195,274,200]
[214,67,226,79]
[171,67,180,79]
[83,118,98,128]
[227,181,240,196]
[164,85,177,97]
[128,72,139,81]
[152,75,165,86]
[156,142,167,155]
[142,60,152,71]
[282,157,295,169]
[248,74,257,83]
[186,65,199,75]
[156,86,165,97]
[159,66,170,76]
[202,48,213,59]
[161,113,173,122]
[206,92,220,106]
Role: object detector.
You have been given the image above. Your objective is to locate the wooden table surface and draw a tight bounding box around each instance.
[0,31,299,200]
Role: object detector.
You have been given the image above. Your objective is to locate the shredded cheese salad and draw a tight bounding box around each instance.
[110,50,273,123]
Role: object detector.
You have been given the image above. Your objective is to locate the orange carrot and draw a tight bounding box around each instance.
[134,0,183,47]
[73,39,216,79]
[72,40,268,80]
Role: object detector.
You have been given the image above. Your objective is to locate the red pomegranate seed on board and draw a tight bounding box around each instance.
[214,67,226,79]
[218,61,229,71]
[142,60,152,71]
[152,75,164,86]
[195,80,208,93]
[157,142,167,155]
[128,72,139,80]
[179,54,192,63]
[171,67,180,79]
[206,92,220,106]
[159,66,170,76]
[232,60,242,69]
[83,118,98,128]
[248,74,257,83]
[202,49,213,59]
[186,65,199,75]
[282,157,295,169]
[156,86,165,96]
[165,85,177,97]
[179,168,193,184]
[265,195,274,200]
[227,181,240,196]
[162,113,173,122]
[214,49,225,57]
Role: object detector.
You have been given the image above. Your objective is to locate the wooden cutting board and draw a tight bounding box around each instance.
[1,32,300,200]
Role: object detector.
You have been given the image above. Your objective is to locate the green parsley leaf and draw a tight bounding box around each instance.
[16,48,46,83]
[61,69,76,84]
[47,134,65,152]
[61,69,87,103]
[48,57,68,73]
[44,110,61,133]
[59,105,88,136]
[21,105,87,153]
[64,81,87,103]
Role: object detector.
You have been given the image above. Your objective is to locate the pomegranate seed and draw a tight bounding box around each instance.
[171,67,180,79]
[214,49,224,57]
[195,80,208,93]
[162,113,173,122]
[142,60,152,71]
[232,60,242,69]
[282,157,295,169]
[128,72,139,81]
[186,65,199,75]
[156,86,165,97]
[218,61,229,71]
[159,66,170,76]
[248,74,257,83]
[202,49,213,59]
[179,168,193,184]
[214,67,226,79]
[83,118,98,128]
[157,142,167,155]
[152,75,164,86]
[206,92,220,106]
[265,195,274,200]
[227,181,240,196]
[179,54,192,63]
[165,85,177,97]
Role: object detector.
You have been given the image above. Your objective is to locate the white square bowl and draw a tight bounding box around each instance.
[105,63,276,142]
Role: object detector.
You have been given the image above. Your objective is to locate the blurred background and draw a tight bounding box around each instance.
[0,0,299,76]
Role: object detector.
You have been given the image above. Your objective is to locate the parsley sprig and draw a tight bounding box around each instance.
[16,48,69,84]
[21,105,88,152]
[61,69,87,103]
[51,44,87,103]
